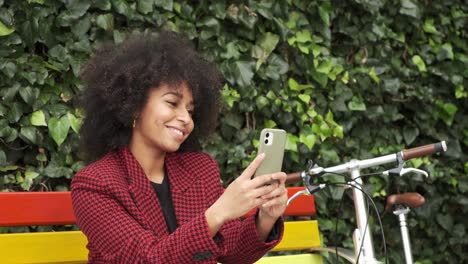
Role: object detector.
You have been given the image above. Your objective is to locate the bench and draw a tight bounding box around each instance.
[0,187,322,263]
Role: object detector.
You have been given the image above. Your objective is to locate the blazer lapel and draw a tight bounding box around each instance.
[121,148,169,237]
[165,153,206,226]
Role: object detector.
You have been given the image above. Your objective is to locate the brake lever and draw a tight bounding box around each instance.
[382,167,429,178]
[287,184,326,206]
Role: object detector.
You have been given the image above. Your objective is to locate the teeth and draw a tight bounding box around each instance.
[171,128,183,136]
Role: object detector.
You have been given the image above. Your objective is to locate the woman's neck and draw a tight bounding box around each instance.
[128,139,166,184]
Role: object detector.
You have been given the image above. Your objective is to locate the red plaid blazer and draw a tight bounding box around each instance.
[71,148,283,263]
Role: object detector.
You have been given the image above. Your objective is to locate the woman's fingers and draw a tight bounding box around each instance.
[261,185,286,200]
[261,191,288,208]
[250,183,277,198]
[238,153,265,180]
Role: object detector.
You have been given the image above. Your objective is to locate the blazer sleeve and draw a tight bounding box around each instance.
[72,170,223,264]
[201,154,284,264]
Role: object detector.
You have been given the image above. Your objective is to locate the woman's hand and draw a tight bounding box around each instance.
[205,154,279,236]
[258,172,288,220]
[255,172,287,241]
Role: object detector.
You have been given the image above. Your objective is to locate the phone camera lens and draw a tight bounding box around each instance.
[264,139,269,144]
[265,132,270,138]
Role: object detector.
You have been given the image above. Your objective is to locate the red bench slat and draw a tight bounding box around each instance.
[0,187,315,226]
[0,192,76,226]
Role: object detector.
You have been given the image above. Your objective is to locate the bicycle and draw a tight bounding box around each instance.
[286,141,447,264]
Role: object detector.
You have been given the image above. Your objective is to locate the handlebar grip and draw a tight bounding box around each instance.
[401,141,447,160]
[286,172,302,184]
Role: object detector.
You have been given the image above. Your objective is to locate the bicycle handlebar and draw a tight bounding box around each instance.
[401,141,447,160]
[286,172,302,184]
[286,141,447,184]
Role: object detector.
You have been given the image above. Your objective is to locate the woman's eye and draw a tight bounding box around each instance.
[166,101,177,106]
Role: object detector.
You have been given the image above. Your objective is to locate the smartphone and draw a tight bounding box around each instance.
[254,128,287,179]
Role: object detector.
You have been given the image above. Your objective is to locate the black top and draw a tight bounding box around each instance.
[150,172,178,234]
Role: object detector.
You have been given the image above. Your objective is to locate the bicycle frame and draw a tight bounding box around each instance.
[288,141,447,264]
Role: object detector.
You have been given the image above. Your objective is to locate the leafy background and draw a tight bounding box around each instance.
[0,0,466,263]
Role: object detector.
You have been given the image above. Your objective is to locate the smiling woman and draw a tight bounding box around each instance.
[71,31,289,263]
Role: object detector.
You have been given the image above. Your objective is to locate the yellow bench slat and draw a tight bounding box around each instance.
[256,253,323,264]
[271,220,320,251]
[0,231,88,264]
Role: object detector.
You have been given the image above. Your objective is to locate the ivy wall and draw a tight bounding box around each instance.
[0,0,466,263]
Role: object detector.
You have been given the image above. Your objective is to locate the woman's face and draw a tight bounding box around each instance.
[132,83,194,154]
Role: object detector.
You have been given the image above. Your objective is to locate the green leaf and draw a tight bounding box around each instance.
[265,54,288,80]
[422,19,439,34]
[286,133,299,152]
[288,78,300,91]
[264,119,277,128]
[310,70,328,88]
[72,16,91,37]
[221,84,240,108]
[298,94,310,104]
[318,2,332,27]
[252,32,280,69]
[7,102,23,123]
[2,62,17,78]
[112,0,132,17]
[0,165,18,172]
[0,21,14,36]
[403,126,419,145]
[436,100,458,126]
[19,86,39,104]
[93,0,112,10]
[67,112,82,133]
[20,126,37,144]
[0,126,18,142]
[455,84,467,99]
[234,61,254,87]
[137,0,154,14]
[25,171,39,180]
[316,60,333,74]
[255,96,269,110]
[155,0,173,11]
[437,43,454,60]
[348,96,366,111]
[399,0,419,18]
[48,116,71,147]
[411,55,427,72]
[96,14,114,31]
[300,133,316,150]
[295,30,312,43]
[0,150,6,166]
[369,68,380,84]
[436,213,453,231]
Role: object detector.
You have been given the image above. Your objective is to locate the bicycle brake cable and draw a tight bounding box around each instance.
[319,178,388,264]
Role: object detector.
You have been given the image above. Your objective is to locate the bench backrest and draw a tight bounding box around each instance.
[0,187,320,263]
[0,192,88,263]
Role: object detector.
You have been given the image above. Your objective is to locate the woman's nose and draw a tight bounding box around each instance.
[177,108,192,123]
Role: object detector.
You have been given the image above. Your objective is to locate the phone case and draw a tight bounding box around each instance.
[254,128,287,177]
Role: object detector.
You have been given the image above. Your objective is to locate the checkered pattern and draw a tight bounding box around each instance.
[71,148,283,263]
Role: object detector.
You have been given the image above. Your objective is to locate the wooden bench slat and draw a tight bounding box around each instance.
[0,192,76,226]
[271,220,320,251]
[0,231,88,263]
[255,253,323,264]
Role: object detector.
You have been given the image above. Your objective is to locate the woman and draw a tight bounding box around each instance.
[71,31,288,263]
